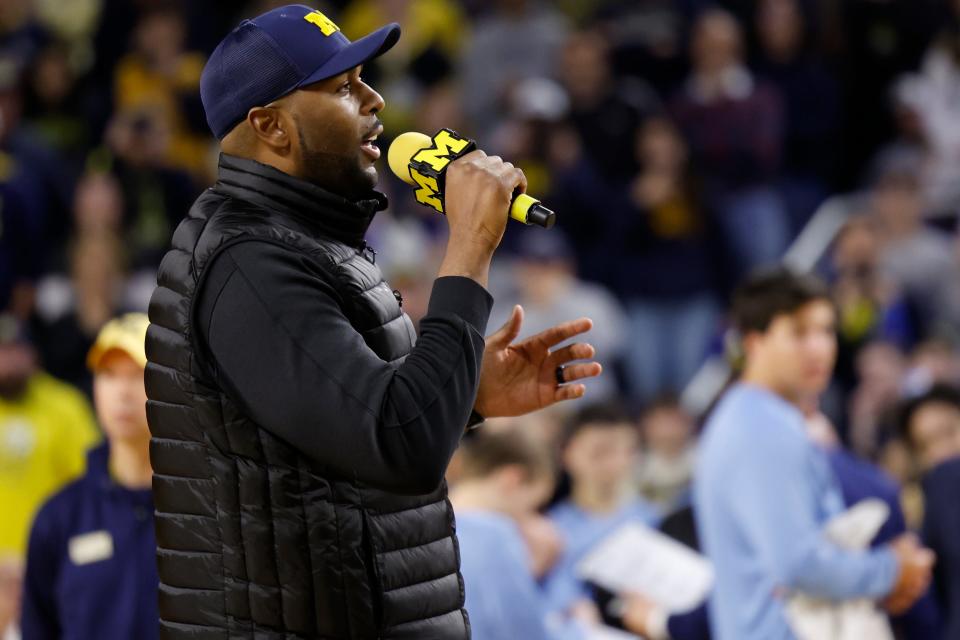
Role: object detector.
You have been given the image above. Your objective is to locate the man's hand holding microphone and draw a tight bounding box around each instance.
[388,129,602,413]
[437,147,525,287]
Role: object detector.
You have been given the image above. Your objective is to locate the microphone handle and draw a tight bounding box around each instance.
[510,192,556,229]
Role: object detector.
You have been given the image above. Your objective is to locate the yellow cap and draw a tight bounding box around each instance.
[86,313,149,371]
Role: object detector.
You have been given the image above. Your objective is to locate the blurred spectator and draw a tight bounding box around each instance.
[905,340,960,394]
[99,109,200,269]
[461,0,568,138]
[517,511,565,583]
[553,112,720,404]
[0,55,74,262]
[22,43,93,169]
[113,5,209,178]
[833,0,941,188]
[868,167,954,339]
[32,0,102,55]
[489,77,570,205]
[31,229,139,394]
[869,77,932,194]
[807,410,944,639]
[898,385,960,475]
[0,182,37,320]
[24,44,90,167]
[828,217,915,401]
[878,75,960,222]
[544,402,659,615]
[848,341,907,460]
[0,315,100,557]
[753,0,840,230]
[488,230,627,401]
[21,314,156,640]
[0,556,21,640]
[0,0,47,71]
[557,30,659,183]
[624,405,942,640]
[450,428,568,640]
[410,78,469,146]
[341,0,466,135]
[28,170,149,391]
[70,170,124,235]
[482,408,573,484]
[590,0,705,93]
[672,8,789,276]
[883,0,960,218]
[636,395,697,511]
[622,590,710,640]
[616,116,719,402]
[695,269,932,639]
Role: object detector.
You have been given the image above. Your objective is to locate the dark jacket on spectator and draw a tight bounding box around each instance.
[923,456,960,640]
[21,443,158,640]
[145,154,491,639]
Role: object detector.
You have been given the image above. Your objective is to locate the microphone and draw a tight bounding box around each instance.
[387,129,556,229]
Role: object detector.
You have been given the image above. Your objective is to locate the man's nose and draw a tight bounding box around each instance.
[361,81,385,115]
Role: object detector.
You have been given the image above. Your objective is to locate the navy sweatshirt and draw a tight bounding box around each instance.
[21,444,158,640]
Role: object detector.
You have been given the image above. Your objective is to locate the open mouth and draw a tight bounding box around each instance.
[360,126,382,160]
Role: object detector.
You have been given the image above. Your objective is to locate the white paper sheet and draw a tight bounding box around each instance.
[576,523,714,613]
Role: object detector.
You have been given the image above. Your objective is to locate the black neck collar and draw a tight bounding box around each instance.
[214,153,387,246]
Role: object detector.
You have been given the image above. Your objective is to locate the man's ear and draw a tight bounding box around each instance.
[246,105,292,153]
[741,330,763,360]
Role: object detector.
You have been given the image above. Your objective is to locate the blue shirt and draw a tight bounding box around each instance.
[21,443,158,640]
[693,383,898,640]
[544,498,660,612]
[457,510,560,640]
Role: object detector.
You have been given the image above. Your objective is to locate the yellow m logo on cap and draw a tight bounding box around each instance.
[304,10,340,36]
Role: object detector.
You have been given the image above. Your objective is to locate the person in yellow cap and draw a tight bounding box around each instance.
[20,313,160,640]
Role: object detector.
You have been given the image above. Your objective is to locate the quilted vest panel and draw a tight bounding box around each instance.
[146,188,469,639]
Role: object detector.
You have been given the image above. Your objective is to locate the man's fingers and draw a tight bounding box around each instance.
[529,317,593,351]
[488,305,523,347]
[556,362,602,384]
[554,383,586,402]
[547,342,595,367]
[507,165,528,194]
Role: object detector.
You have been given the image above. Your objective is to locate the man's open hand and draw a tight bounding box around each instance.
[474,305,602,418]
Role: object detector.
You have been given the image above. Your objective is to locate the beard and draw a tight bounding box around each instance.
[296,122,376,200]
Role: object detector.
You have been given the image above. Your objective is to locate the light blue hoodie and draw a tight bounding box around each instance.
[694,383,898,640]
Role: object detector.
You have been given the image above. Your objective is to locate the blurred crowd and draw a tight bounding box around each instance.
[1,0,960,638]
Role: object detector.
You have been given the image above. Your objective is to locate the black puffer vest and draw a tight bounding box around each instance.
[145,155,469,639]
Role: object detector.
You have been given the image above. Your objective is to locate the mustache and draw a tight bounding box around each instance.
[362,119,383,139]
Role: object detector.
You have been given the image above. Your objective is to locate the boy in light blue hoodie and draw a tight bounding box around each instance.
[694,268,934,640]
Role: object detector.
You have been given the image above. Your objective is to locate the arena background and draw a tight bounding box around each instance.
[1,0,959,638]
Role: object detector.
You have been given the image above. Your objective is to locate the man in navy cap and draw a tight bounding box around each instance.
[145,5,601,639]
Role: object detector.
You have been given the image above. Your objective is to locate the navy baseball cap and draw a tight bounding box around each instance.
[201,5,400,139]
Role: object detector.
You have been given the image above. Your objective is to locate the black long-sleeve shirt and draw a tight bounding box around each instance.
[195,240,492,494]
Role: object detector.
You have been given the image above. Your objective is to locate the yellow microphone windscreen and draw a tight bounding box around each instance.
[387,131,433,186]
